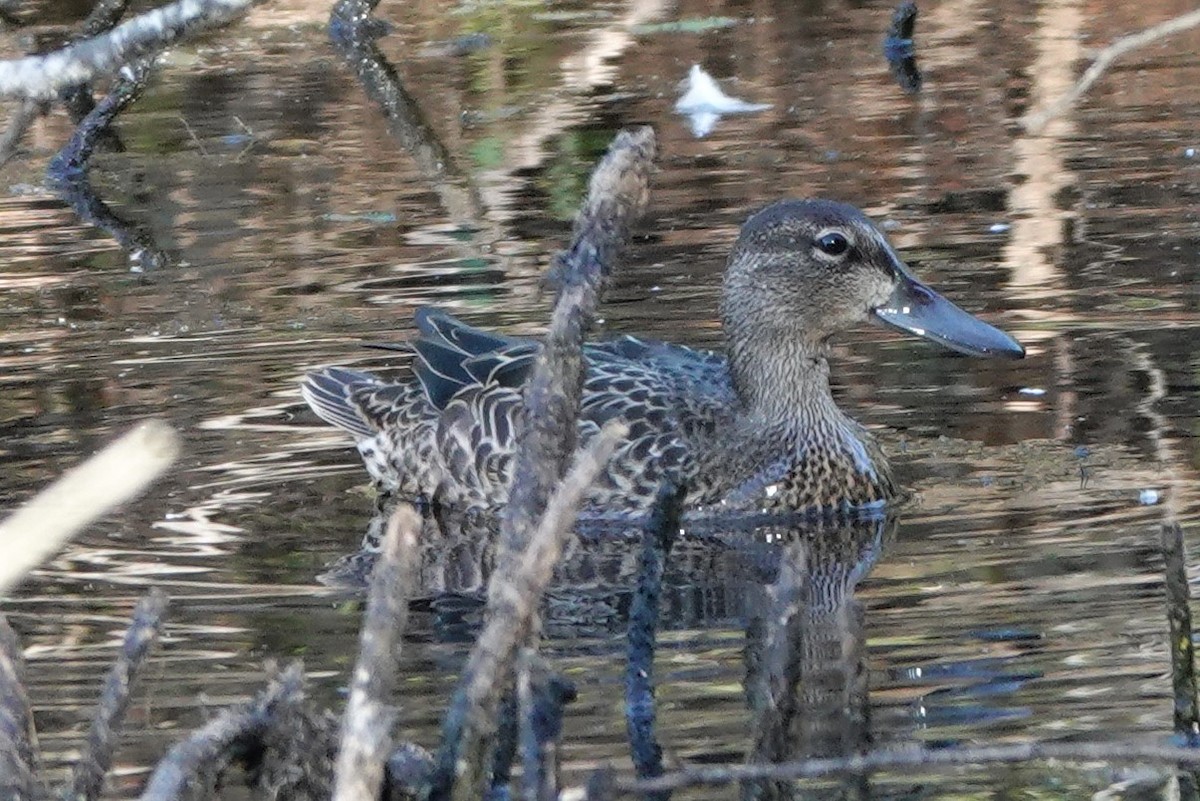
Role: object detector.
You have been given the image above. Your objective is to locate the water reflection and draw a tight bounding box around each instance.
[742,514,888,801]
[3,0,1200,796]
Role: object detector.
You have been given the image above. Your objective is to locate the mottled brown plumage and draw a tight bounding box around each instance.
[302,199,1023,518]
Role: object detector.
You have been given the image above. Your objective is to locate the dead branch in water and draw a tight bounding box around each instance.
[607,741,1200,795]
[139,662,309,801]
[1022,8,1200,133]
[0,420,180,594]
[332,504,423,801]
[70,590,169,801]
[0,615,40,801]
[47,55,170,271]
[0,0,260,99]
[625,483,684,799]
[0,1,130,168]
[430,422,629,801]
[61,0,133,125]
[428,126,656,801]
[504,126,657,553]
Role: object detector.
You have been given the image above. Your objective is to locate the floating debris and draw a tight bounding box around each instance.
[1140,489,1161,506]
[1018,387,1046,396]
[989,222,1012,233]
[633,16,739,35]
[320,211,398,225]
[883,1,922,93]
[420,32,492,58]
[674,64,771,137]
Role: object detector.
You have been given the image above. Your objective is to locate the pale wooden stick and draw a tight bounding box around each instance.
[332,504,422,801]
[0,420,181,593]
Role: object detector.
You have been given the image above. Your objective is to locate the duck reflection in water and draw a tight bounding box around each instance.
[740,513,891,801]
[322,500,895,800]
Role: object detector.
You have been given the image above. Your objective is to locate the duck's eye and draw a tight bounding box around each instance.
[816,232,850,256]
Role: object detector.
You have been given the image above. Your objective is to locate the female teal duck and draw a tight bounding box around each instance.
[302,199,1024,516]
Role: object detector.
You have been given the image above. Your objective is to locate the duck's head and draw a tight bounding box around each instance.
[721,199,1025,362]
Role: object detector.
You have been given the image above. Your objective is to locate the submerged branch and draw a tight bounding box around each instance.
[0,0,260,99]
[329,0,485,224]
[47,55,171,271]
[615,742,1200,794]
[0,420,180,594]
[332,505,422,801]
[625,484,684,798]
[1023,8,1200,132]
[70,590,169,801]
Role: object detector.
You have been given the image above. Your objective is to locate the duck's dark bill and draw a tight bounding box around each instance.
[873,268,1025,359]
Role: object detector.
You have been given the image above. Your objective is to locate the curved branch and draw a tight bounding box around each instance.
[1023,9,1200,133]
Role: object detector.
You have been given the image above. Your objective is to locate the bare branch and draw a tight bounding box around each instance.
[0,0,261,99]
[1023,9,1200,133]
[429,423,628,801]
[332,505,422,801]
[139,663,307,801]
[615,742,1200,795]
[69,590,169,801]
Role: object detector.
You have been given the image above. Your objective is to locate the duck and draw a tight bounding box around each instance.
[302,199,1024,517]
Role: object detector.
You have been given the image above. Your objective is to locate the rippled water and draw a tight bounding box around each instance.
[2,0,1200,797]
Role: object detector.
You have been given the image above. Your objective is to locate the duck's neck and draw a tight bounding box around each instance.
[726,327,843,425]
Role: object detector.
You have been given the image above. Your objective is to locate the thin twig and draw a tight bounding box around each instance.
[0,0,261,99]
[69,590,169,801]
[1022,8,1200,133]
[332,504,422,801]
[0,420,181,594]
[613,742,1200,794]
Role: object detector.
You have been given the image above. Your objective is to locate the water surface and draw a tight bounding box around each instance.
[2,0,1199,796]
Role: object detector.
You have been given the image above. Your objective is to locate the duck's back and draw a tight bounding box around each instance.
[302,310,739,512]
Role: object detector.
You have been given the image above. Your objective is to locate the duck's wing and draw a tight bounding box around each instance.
[301,366,427,440]
[302,311,531,444]
[411,308,536,409]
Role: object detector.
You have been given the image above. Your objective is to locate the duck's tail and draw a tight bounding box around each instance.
[300,367,387,440]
